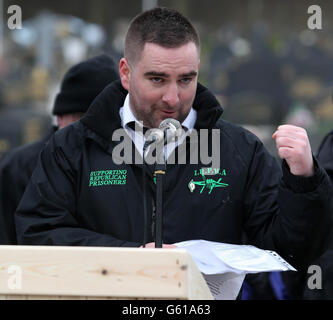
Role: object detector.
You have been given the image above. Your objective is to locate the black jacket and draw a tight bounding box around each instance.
[0,127,56,244]
[317,130,333,182]
[15,81,333,269]
[295,131,333,299]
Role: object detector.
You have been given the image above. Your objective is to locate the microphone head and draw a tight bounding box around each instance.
[159,118,182,141]
[159,118,182,131]
[143,118,182,158]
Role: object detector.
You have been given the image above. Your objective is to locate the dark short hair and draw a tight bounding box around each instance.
[125,7,200,64]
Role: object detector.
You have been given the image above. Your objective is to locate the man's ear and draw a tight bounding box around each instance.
[119,58,130,91]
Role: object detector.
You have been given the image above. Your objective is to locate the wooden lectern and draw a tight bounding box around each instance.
[0,246,213,300]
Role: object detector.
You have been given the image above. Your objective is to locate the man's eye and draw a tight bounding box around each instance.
[151,77,163,83]
[180,78,192,84]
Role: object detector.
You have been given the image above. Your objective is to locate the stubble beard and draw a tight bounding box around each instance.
[130,101,189,129]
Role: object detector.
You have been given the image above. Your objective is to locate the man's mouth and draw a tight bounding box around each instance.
[161,110,176,116]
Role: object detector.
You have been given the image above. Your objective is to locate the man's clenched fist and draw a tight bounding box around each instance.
[272,125,314,177]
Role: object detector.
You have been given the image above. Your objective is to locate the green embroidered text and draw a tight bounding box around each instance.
[89,170,127,187]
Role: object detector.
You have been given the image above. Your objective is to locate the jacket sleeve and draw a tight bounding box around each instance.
[242,140,333,270]
[0,156,14,244]
[15,135,141,248]
[316,131,333,182]
[0,153,26,245]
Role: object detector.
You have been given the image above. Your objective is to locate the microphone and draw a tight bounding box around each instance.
[159,118,182,143]
[143,118,182,154]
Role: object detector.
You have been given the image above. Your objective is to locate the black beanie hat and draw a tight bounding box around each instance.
[52,54,119,115]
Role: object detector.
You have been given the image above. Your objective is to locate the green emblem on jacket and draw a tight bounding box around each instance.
[188,168,228,194]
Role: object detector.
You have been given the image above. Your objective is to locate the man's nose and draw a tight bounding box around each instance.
[162,83,180,107]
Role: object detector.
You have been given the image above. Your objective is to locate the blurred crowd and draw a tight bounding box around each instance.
[1,10,333,159]
[206,21,333,155]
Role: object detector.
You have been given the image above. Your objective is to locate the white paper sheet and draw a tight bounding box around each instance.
[174,239,296,300]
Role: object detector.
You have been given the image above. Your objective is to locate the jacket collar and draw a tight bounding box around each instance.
[80,80,223,141]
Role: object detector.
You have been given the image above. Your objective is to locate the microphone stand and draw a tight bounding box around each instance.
[142,166,149,248]
[154,138,166,248]
[142,130,166,248]
[142,138,156,248]
[142,120,180,248]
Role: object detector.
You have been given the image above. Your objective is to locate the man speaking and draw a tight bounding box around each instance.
[15,7,332,270]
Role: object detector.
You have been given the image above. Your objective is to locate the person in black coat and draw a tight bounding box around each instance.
[14,8,333,275]
[0,54,119,244]
[279,119,333,300]
[300,126,333,299]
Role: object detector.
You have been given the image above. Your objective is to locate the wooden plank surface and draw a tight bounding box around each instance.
[0,246,212,300]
